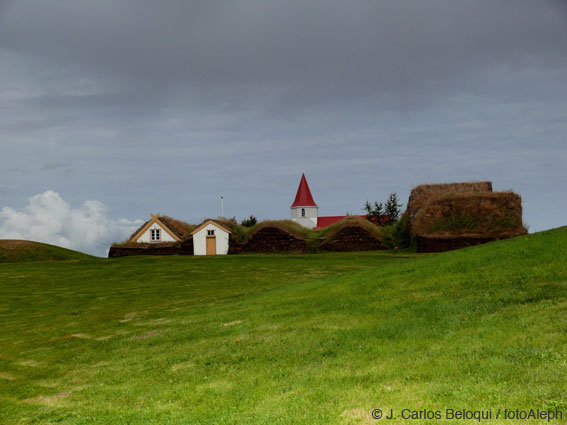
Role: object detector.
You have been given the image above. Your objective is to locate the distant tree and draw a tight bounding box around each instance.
[364,193,402,226]
[384,193,402,223]
[364,200,388,226]
[241,215,258,227]
[364,200,383,216]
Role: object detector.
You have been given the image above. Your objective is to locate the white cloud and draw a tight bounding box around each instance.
[0,190,143,257]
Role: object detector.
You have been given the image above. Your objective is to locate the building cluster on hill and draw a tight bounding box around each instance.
[108,175,527,258]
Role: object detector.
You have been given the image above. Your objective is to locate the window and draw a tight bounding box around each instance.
[207,229,215,236]
[301,208,306,217]
[150,228,161,241]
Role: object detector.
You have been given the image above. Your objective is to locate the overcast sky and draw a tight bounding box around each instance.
[1,0,566,256]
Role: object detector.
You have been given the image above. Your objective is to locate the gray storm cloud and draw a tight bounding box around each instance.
[1,0,565,98]
[0,0,566,235]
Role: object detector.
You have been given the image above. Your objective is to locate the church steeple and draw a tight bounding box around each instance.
[290,173,318,229]
[291,173,317,207]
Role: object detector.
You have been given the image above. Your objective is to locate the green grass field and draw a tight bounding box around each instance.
[1,228,566,424]
[0,240,92,264]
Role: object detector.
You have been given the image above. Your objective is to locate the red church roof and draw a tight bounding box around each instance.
[291,173,317,207]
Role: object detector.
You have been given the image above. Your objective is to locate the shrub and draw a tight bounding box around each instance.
[241,215,258,227]
[217,219,248,243]
[381,212,412,249]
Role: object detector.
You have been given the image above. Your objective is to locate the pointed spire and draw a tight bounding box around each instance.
[291,173,317,207]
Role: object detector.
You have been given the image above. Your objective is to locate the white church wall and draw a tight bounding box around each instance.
[291,206,318,219]
[291,206,318,229]
[292,217,318,229]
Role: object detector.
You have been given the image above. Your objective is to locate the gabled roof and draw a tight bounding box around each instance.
[129,214,185,242]
[291,173,317,207]
[190,219,232,236]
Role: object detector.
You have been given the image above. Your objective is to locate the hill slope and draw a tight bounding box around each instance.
[0,240,92,263]
[0,228,566,424]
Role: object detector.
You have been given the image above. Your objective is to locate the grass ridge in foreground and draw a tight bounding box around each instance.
[0,228,566,424]
[0,240,93,263]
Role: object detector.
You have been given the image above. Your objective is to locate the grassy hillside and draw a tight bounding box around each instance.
[1,229,566,424]
[0,240,92,263]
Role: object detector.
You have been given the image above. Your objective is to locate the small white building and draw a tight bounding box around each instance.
[190,220,231,255]
[129,214,182,243]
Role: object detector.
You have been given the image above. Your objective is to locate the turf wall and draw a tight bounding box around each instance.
[241,226,307,253]
[416,234,519,253]
[319,224,384,251]
[408,181,493,226]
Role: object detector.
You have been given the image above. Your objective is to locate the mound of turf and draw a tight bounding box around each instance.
[0,240,92,263]
[0,228,565,424]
